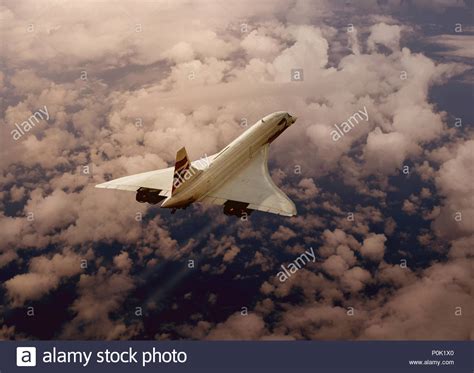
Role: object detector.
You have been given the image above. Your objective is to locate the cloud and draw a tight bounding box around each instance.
[367,23,402,52]
[297,178,319,199]
[277,304,364,339]
[58,187,148,246]
[61,263,138,340]
[376,262,416,288]
[427,35,474,59]
[362,259,472,339]
[402,199,417,215]
[272,25,329,81]
[223,245,240,263]
[5,273,58,306]
[322,255,349,277]
[364,129,420,173]
[241,29,283,60]
[432,140,474,239]
[360,234,387,262]
[271,225,297,242]
[206,313,267,340]
[341,267,372,292]
[4,251,83,306]
[162,42,195,64]
[0,250,18,268]
[113,251,133,272]
[0,0,472,342]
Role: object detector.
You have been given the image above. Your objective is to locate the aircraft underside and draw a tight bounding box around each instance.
[96,112,298,217]
[135,187,254,217]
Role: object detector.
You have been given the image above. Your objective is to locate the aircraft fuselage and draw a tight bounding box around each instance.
[160,111,296,209]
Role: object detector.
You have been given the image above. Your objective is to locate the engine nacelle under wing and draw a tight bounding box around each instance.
[136,187,167,205]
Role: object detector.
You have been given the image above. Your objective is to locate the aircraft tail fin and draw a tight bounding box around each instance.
[172,146,192,195]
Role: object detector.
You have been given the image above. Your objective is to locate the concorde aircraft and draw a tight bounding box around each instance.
[95,112,297,217]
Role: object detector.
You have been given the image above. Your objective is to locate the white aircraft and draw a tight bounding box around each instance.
[96,111,297,217]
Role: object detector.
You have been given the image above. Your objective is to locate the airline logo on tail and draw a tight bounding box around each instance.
[172,147,205,194]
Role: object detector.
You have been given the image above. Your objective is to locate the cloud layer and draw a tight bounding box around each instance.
[0,0,472,340]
